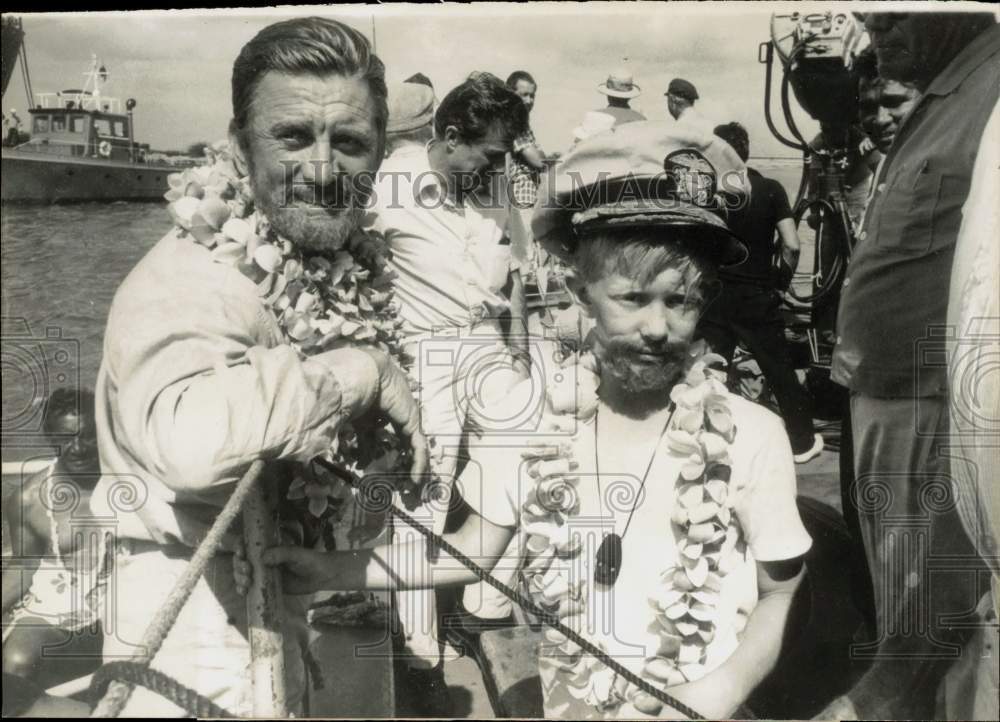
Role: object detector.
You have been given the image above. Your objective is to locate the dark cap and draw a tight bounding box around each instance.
[532,120,749,268]
[666,78,699,102]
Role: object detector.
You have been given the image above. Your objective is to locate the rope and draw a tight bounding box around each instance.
[382,494,706,719]
[89,662,235,718]
[90,459,266,718]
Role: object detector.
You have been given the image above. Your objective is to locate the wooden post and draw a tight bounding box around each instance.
[243,483,288,717]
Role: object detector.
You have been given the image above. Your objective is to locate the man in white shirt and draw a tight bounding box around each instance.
[258,121,812,720]
[369,71,529,707]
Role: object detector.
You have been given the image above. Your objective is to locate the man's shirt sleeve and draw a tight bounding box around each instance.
[105,250,379,494]
[730,402,812,562]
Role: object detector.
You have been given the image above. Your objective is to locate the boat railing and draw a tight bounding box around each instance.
[10,137,88,156]
[34,92,122,114]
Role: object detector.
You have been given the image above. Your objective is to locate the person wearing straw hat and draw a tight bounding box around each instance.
[255,121,812,721]
[595,68,646,126]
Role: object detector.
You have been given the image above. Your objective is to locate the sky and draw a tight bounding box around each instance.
[2,2,977,159]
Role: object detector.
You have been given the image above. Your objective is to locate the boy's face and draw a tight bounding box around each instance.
[575,254,705,396]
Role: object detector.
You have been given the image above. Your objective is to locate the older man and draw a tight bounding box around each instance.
[826,11,999,720]
[92,18,425,715]
[257,121,813,720]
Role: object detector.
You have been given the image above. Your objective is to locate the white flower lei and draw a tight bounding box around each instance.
[164,145,412,542]
[519,343,746,716]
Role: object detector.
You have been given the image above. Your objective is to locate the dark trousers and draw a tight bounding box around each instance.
[699,281,816,453]
[843,393,987,719]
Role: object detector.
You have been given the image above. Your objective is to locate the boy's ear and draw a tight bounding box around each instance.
[565,269,595,319]
[228,121,249,177]
[443,125,461,150]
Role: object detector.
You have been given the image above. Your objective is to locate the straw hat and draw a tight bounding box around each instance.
[597,69,641,99]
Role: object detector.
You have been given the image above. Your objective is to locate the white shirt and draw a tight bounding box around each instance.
[370,145,513,339]
[675,104,713,133]
[460,381,812,718]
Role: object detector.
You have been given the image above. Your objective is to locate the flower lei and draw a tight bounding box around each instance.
[164,144,411,542]
[519,345,745,715]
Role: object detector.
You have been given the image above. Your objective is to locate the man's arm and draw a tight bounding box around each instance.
[108,276,425,492]
[2,476,49,615]
[249,507,515,594]
[516,143,546,172]
[776,217,801,271]
[773,177,800,290]
[507,268,531,378]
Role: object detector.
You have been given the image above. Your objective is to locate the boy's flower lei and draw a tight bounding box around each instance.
[164,145,412,543]
[519,344,746,715]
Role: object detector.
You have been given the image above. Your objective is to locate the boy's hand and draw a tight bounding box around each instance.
[261,545,335,595]
[236,542,334,596]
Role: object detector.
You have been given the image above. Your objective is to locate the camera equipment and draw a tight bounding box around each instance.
[759,12,867,316]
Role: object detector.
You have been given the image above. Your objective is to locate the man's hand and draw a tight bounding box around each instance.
[359,349,430,488]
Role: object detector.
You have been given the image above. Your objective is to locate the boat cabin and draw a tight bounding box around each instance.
[22,89,145,163]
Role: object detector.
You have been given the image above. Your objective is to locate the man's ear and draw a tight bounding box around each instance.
[565,269,595,319]
[443,125,461,151]
[228,120,249,177]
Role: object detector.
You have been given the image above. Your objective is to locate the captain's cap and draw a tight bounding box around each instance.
[386,82,435,133]
[532,120,749,267]
[666,78,699,102]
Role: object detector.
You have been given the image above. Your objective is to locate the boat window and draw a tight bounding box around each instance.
[52,116,67,132]
[71,116,87,133]
[33,116,50,133]
[114,120,126,137]
[94,118,112,136]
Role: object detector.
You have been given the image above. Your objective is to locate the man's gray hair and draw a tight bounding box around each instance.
[231,17,388,136]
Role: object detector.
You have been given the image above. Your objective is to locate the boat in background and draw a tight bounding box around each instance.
[2,17,191,203]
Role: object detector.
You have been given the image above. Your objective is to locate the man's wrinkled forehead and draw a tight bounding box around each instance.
[247,70,376,127]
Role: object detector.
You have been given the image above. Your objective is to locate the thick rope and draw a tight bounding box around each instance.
[89,662,235,718]
[90,459,266,718]
[352,474,707,720]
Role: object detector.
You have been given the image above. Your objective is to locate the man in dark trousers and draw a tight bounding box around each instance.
[699,122,823,463]
[823,11,999,720]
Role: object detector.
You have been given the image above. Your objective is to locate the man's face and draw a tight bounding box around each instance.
[666,94,682,120]
[234,71,382,252]
[513,80,536,114]
[858,76,918,153]
[443,122,511,201]
[48,411,99,475]
[581,260,704,398]
[864,12,960,86]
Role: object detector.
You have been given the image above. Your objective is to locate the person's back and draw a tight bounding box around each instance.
[599,103,647,126]
[721,168,789,284]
